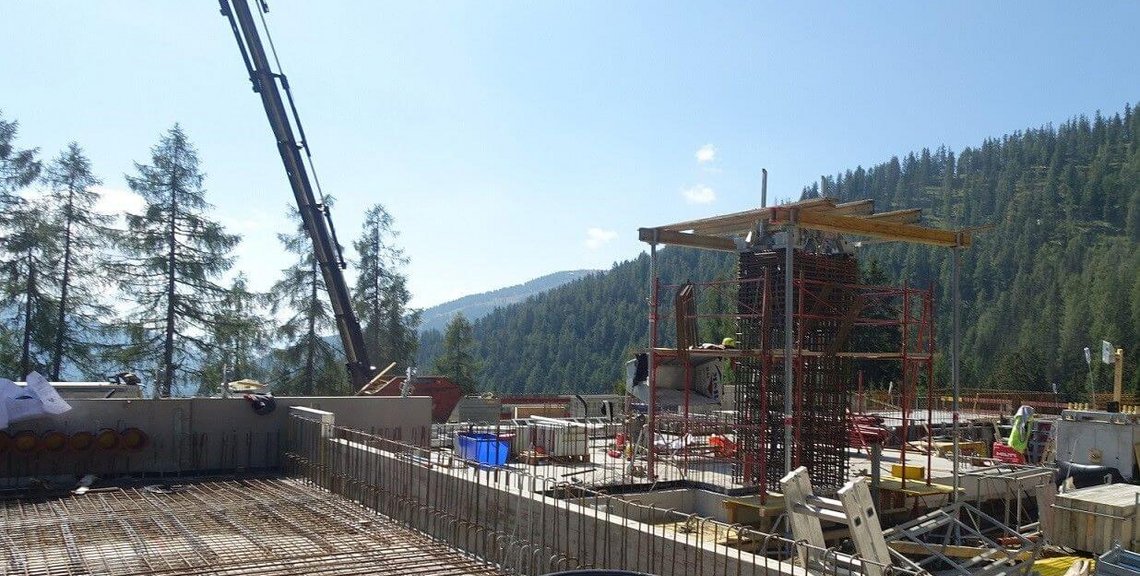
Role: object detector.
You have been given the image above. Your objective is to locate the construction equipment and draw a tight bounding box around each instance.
[219,0,376,388]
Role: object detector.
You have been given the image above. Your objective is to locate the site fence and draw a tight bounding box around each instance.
[284,411,915,576]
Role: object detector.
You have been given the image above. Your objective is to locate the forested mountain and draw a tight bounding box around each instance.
[418,270,597,333]
[423,104,1140,396]
[831,106,1140,396]
[417,249,734,393]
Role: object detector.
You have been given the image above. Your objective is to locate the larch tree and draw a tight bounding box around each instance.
[3,197,59,376]
[352,204,420,372]
[434,313,480,395]
[0,112,44,375]
[0,111,41,215]
[268,203,347,395]
[41,143,116,380]
[114,125,240,397]
[199,273,270,395]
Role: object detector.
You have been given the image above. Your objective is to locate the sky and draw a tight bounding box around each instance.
[3,2,1138,309]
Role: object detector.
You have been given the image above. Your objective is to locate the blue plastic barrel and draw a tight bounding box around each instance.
[455,432,509,467]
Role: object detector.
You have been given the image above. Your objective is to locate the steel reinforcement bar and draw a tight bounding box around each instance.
[285,411,916,576]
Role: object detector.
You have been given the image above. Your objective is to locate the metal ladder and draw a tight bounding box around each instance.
[780,466,896,576]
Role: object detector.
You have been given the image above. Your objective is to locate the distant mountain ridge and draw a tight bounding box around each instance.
[418,270,599,332]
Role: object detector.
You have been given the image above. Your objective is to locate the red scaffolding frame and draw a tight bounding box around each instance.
[643,258,937,499]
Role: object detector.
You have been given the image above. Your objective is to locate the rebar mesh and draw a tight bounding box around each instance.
[0,477,502,576]
[284,413,913,576]
[735,249,856,493]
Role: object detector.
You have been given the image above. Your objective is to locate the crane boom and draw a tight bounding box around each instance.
[219,0,375,388]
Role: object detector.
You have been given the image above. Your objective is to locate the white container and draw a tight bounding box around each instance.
[1055,410,1140,480]
[513,423,588,458]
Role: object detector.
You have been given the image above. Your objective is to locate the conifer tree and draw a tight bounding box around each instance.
[41,143,115,379]
[3,197,58,376]
[199,274,269,395]
[434,313,480,394]
[268,204,347,395]
[0,112,43,375]
[114,125,240,397]
[352,204,420,370]
[0,111,40,216]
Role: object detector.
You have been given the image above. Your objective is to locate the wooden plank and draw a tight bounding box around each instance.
[355,362,398,395]
[771,208,970,248]
[692,199,875,237]
[680,198,877,237]
[659,207,770,233]
[637,228,737,251]
[886,541,1033,562]
[865,208,922,224]
[830,199,876,216]
[1038,480,1056,539]
[656,197,833,233]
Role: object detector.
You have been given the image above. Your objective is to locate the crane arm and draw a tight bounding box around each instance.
[219,0,376,388]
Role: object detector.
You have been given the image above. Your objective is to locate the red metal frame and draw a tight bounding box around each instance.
[644,268,938,497]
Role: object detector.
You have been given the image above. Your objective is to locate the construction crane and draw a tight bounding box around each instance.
[218,0,377,389]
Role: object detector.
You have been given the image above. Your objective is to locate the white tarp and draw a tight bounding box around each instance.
[0,371,73,429]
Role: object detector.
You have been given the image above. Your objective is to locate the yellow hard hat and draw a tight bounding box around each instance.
[722,337,736,348]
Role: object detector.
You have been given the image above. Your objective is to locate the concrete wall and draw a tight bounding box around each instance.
[0,396,430,483]
[307,418,807,576]
[568,487,744,524]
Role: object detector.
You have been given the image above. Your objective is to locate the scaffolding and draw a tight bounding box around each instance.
[639,196,971,500]
[644,258,936,497]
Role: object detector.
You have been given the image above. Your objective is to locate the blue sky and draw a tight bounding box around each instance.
[4,2,1138,308]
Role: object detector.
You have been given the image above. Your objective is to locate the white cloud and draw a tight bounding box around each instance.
[584,227,618,249]
[682,184,716,204]
[695,144,716,164]
[93,185,145,216]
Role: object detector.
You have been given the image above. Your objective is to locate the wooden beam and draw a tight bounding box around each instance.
[829,199,875,216]
[637,227,737,251]
[865,208,922,224]
[356,362,398,395]
[771,207,969,248]
[659,208,768,233]
[657,197,832,233]
[686,198,863,237]
[886,541,1033,562]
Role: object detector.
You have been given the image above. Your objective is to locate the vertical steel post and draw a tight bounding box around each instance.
[783,216,796,478]
[951,241,962,504]
[648,238,658,480]
[761,169,768,208]
[926,288,935,486]
[900,283,910,491]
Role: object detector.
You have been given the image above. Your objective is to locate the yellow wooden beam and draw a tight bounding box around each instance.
[771,207,969,248]
[670,196,866,237]
[830,199,876,216]
[865,208,922,224]
[887,541,1033,562]
[638,228,737,251]
[657,197,832,233]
